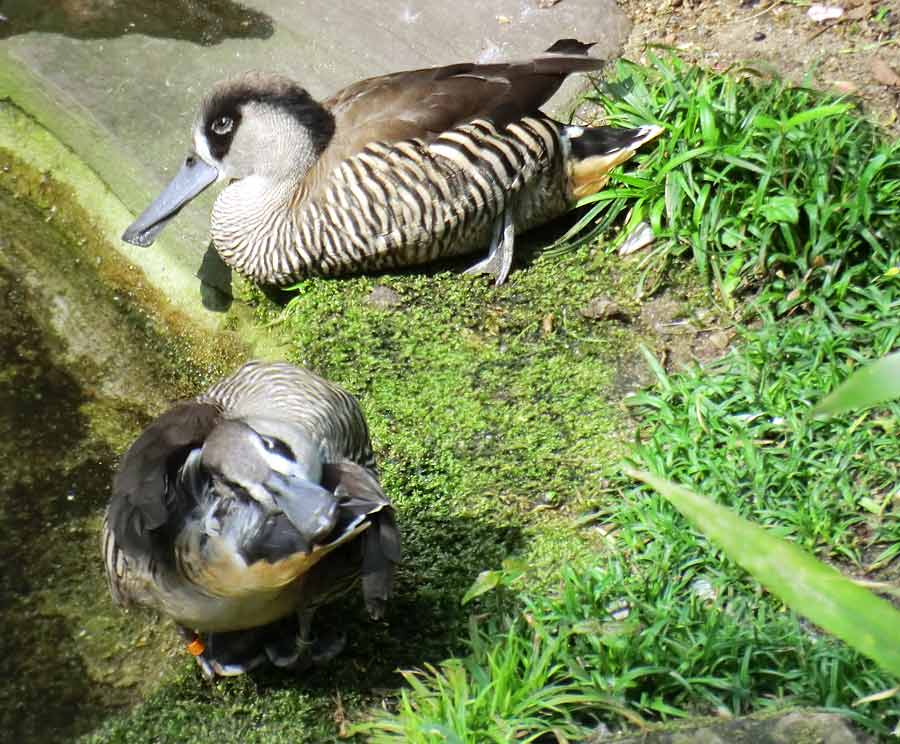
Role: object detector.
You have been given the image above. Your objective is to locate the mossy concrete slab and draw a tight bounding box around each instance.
[0,0,629,319]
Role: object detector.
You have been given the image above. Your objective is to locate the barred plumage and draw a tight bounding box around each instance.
[237,116,564,283]
[198,360,375,468]
[102,361,398,678]
[123,40,663,286]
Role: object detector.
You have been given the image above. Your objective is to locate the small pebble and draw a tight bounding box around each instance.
[580,297,626,321]
[707,330,734,351]
[691,578,717,601]
[364,285,402,310]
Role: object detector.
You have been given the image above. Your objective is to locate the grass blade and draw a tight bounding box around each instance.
[626,467,900,679]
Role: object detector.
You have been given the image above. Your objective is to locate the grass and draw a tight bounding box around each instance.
[84,55,900,741]
[554,54,900,313]
[355,55,900,740]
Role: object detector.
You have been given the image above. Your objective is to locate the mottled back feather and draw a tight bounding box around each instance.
[304,40,603,196]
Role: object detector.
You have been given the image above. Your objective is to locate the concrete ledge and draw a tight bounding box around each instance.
[0,89,223,328]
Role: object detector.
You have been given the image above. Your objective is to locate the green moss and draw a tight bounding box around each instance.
[84,238,674,741]
[259,243,658,639]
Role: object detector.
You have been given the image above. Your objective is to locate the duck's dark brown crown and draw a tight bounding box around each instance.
[202,73,336,159]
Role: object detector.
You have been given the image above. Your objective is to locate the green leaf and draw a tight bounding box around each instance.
[783,103,852,131]
[761,195,799,225]
[627,468,900,678]
[659,145,718,176]
[752,114,781,130]
[812,353,900,418]
[461,570,501,605]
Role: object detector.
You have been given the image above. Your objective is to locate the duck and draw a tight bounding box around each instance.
[102,360,400,678]
[122,39,662,286]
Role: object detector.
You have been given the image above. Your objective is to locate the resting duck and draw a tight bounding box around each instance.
[102,361,399,678]
[122,39,662,286]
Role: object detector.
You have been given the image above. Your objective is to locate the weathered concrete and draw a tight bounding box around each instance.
[0,0,630,321]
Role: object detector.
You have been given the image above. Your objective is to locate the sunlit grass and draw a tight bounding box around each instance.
[358,55,900,741]
[551,53,900,315]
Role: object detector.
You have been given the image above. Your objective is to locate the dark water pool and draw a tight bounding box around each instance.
[0,0,273,46]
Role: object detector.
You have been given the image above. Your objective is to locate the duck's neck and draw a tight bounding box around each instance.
[210,174,304,284]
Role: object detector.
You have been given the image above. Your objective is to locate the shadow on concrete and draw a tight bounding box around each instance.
[0,253,124,743]
[0,0,273,46]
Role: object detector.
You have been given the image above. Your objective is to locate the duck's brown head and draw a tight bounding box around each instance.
[122,72,334,247]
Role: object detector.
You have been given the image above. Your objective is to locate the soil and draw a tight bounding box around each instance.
[619,0,900,136]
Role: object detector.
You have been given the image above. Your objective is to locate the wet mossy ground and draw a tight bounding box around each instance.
[0,146,711,741]
[0,153,248,742]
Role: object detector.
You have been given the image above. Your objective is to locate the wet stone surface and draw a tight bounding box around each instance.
[0,232,119,739]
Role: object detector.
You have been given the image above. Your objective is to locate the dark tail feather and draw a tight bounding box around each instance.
[360,508,401,620]
[320,460,400,619]
[566,124,664,198]
[545,39,595,55]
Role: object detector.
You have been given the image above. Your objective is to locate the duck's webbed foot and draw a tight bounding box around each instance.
[464,207,515,286]
[264,609,347,672]
[177,625,268,679]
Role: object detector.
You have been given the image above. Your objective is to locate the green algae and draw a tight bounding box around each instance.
[0,151,249,742]
[0,97,229,331]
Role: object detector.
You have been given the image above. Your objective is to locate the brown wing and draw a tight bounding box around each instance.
[107,401,221,557]
[307,39,603,189]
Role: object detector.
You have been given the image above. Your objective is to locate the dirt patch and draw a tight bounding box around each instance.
[620,0,899,136]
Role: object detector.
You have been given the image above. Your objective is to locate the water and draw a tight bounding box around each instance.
[0,184,189,741]
[0,0,273,46]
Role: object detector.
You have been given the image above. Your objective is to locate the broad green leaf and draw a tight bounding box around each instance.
[752,114,781,130]
[698,99,719,147]
[461,570,501,605]
[761,195,799,225]
[659,146,717,176]
[627,468,900,678]
[812,353,900,418]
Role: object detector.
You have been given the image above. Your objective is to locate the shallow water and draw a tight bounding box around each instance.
[0,0,273,45]
[0,185,181,741]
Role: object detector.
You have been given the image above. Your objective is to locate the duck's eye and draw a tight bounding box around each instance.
[260,436,293,459]
[211,116,233,135]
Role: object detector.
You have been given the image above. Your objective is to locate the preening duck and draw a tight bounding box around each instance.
[102,361,399,678]
[123,40,662,286]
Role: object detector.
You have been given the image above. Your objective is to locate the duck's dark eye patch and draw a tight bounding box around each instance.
[204,106,242,159]
[260,436,293,460]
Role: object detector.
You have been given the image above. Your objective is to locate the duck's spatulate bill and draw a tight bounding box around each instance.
[122,154,219,246]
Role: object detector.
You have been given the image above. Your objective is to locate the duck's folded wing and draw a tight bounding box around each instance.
[108,401,221,556]
[322,460,401,618]
[322,40,603,161]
